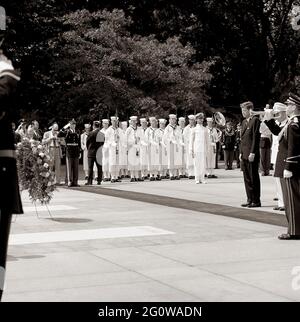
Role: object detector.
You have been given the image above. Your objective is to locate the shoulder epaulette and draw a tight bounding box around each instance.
[0,70,21,81]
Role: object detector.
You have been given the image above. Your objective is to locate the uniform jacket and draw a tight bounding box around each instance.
[265,116,300,178]
[61,129,80,158]
[0,68,23,214]
[221,129,236,151]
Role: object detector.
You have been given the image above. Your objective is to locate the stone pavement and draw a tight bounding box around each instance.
[3,168,300,302]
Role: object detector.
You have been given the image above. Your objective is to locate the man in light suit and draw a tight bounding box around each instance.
[42,123,63,185]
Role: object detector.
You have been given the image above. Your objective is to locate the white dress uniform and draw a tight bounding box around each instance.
[125,117,140,179]
[101,119,110,180]
[178,117,186,177]
[190,123,210,183]
[156,120,168,177]
[183,116,195,177]
[119,121,128,176]
[138,118,149,178]
[145,122,160,178]
[163,115,183,179]
[206,119,220,176]
[105,118,124,181]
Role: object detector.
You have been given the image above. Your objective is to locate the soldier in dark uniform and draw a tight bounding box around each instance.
[60,119,80,187]
[221,121,236,170]
[264,93,300,240]
[0,52,21,301]
[85,121,104,185]
[240,101,261,208]
[234,123,241,168]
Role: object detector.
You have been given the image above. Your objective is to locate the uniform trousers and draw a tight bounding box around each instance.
[0,210,12,301]
[260,137,271,175]
[224,150,234,169]
[194,153,206,183]
[49,147,61,184]
[241,159,261,204]
[281,177,300,235]
[66,157,79,185]
[275,177,284,208]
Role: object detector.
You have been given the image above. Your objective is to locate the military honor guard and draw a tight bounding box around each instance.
[63,119,81,187]
[81,124,92,180]
[126,116,141,181]
[105,116,124,183]
[119,121,129,178]
[206,117,220,178]
[240,101,261,208]
[268,103,288,211]
[138,118,149,180]
[101,119,110,181]
[259,107,272,176]
[183,115,196,179]
[190,113,209,184]
[156,119,168,179]
[264,94,300,239]
[178,117,187,178]
[0,51,22,301]
[221,121,236,170]
[42,123,63,185]
[85,121,104,185]
[145,117,160,180]
[163,114,182,180]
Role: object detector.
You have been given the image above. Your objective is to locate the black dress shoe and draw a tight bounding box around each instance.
[73,184,80,187]
[248,202,261,208]
[279,207,285,211]
[278,233,300,240]
[150,177,155,181]
[111,179,116,183]
[97,181,101,185]
[130,178,135,182]
[241,202,251,207]
[85,182,92,186]
[211,175,218,178]
[170,176,175,180]
[156,176,161,181]
[85,176,88,180]
[273,198,278,201]
[175,176,180,180]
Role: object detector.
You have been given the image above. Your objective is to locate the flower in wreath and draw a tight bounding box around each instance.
[16,139,56,204]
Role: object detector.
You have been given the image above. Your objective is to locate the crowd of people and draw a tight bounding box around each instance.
[12,114,245,187]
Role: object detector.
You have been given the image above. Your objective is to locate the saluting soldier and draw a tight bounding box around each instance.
[265,94,300,239]
[183,115,196,179]
[0,51,21,301]
[62,119,81,187]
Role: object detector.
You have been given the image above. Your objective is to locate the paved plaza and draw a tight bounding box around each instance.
[3,168,300,302]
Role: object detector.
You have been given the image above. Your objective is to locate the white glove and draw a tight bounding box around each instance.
[248,153,255,162]
[283,170,293,179]
[263,109,274,121]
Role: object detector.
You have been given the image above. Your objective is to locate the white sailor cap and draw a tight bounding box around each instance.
[110,116,119,121]
[149,117,157,122]
[273,102,287,113]
[140,118,147,123]
[130,116,138,121]
[159,119,167,124]
[84,123,91,129]
[188,115,195,120]
[206,117,213,121]
[178,117,185,122]
[102,119,109,124]
[169,114,177,119]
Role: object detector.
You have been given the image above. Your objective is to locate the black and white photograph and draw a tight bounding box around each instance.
[1,0,300,312]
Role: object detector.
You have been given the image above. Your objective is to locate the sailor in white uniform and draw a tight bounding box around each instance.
[145,117,160,180]
[183,115,196,179]
[101,119,110,181]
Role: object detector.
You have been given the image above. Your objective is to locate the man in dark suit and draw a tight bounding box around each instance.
[265,94,300,240]
[85,121,104,185]
[240,101,261,208]
[0,51,22,301]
